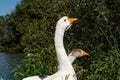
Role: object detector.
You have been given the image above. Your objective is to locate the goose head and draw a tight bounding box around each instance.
[56,16,77,31]
[70,49,89,58]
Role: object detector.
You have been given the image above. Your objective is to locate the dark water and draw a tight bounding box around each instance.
[0,52,23,80]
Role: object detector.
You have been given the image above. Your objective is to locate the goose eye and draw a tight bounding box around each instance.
[64,19,66,22]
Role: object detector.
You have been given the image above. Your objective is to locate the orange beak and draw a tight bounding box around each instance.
[82,51,89,56]
[67,16,78,24]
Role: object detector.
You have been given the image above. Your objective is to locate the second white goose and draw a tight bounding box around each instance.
[69,49,89,64]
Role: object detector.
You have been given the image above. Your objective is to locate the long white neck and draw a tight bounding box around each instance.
[54,24,73,70]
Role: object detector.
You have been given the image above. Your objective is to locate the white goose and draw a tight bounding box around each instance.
[44,16,78,80]
[23,16,88,80]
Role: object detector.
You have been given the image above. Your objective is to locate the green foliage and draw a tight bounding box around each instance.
[1,0,120,53]
[87,47,120,80]
[0,16,7,50]
[14,46,57,80]
[14,43,120,80]
[0,0,120,80]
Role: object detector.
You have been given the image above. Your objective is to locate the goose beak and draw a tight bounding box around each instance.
[67,17,78,24]
[82,51,89,56]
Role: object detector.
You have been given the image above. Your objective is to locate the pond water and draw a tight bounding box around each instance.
[0,52,23,80]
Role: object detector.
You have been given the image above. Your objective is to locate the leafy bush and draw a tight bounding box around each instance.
[14,46,57,80]
[3,0,120,53]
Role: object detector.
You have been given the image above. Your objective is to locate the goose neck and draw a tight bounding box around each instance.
[54,27,72,70]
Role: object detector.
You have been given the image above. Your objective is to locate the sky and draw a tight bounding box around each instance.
[0,0,21,16]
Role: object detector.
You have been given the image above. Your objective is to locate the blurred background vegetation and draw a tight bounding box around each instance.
[0,0,120,80]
